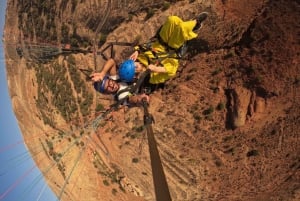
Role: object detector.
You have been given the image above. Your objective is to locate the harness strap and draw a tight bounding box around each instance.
[113,69,151,106]
[156,34,177,51]
[130,69,151,94]
[135,36,183,65]
[115,86,133,99]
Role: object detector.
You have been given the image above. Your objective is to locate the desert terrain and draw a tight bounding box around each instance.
[3,0,300,201]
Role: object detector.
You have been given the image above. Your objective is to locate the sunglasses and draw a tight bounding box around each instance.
[105,79,116,91]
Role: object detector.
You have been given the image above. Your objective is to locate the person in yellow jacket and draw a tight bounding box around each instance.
[126,13,208,85]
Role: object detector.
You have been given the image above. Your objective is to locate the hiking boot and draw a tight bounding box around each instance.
[193,12,209,31]
[177,43,188,58]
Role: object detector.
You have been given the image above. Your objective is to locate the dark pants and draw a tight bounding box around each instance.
[140,73,165,94]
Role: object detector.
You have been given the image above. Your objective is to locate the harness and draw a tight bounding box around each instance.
[134,34,187,66]
[113,69,151,105]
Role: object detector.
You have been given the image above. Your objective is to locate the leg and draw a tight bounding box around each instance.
[159,16,198,49]
[193,12,209,31]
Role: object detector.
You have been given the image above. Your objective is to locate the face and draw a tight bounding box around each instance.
[103,78,119,94]
[134,62,145,73]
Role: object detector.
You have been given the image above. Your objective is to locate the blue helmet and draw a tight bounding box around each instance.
[94,76,109,93]
[119,59,135,82]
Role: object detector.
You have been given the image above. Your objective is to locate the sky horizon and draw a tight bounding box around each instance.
[0,1,58,200]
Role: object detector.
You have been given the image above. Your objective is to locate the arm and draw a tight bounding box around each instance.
[148,64,167,73]
[129,50,139,61]
[90,58,117,82]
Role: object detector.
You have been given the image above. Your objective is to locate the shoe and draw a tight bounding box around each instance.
[193,12,209,31]
[177,43,188,58]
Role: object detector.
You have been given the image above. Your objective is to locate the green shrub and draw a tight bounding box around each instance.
[134,126,144,132]
[162,2,171,11]
[145,8,155,20]
[99,33,107,43]
[216,102,225,110]
[211,68,222,76]
[247,150,259,157]
[103,180,109,186]
[96,104,104,112]
[128,14,133,21]
[193,113,201,121]
[112,188,117,195]
[203,106,214,115]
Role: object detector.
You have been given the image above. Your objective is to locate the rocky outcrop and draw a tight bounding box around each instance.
[227,86,268,128]
[228,86,252,128]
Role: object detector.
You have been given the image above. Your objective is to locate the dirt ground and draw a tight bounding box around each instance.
[4,0,300,201]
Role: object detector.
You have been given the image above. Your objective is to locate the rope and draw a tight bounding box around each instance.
[92,0,112,69]
[13,170,46,201]
[85,132,109,156]
[1,151,32,176]
[0,166,36,200]
[0,140,24,154]
[97,41,134,61]
[0,118,107,200]
[57,145,86,200]
[36,183,48,201]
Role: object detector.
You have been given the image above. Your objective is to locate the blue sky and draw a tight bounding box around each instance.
[0,1,57,200]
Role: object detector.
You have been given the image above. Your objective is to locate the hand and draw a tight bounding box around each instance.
[148,64,167,73]
[129,51,139,61]
[148,64,156,71]
[139,93,150,103]
[128,93,150,104]
[90,72,104,82]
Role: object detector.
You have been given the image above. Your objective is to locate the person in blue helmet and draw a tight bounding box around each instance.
[90,58,149,104]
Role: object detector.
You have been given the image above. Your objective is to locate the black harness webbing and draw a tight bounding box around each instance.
[114,69,151,102]
[137,39,182,64]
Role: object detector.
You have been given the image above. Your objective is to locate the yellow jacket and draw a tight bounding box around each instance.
[136,16,198,84]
